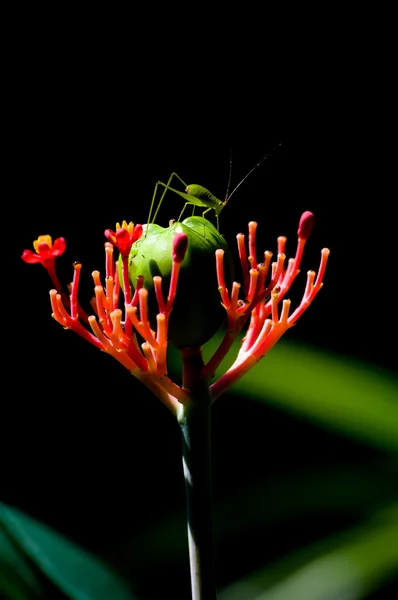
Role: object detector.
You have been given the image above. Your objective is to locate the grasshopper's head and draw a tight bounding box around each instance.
[214,200,227,216]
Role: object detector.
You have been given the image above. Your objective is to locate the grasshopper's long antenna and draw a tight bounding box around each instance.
[225,143,282,205]
[224,148,233,202]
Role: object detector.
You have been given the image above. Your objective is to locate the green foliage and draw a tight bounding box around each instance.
[219,506,398,600]
[0,526,43,600]
[200,336,398,451]
[0,503,136,600]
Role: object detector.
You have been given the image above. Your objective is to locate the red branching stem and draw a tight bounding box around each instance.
[94,285,111,332]
[277,236,287,256]
[304,270,316,299]
[249,319,285,364]
[211,249,329,401]
[202,319,239,378]
[246,269,259,305]
[110,309,130,348]
[248,221,258,269]
[138,288,150,326]
[249,221,257,269]
[279,298,291,325]
[142,342,157,373]
[138,288,159,345]
[153,276,165,313]
[260,253,297,316]
[88,315,118,348]
[157,376,189,405]
[50,290,103,349]
[70,263,81,320]
[263,251,273,280]
[120,335,149,373]
[131,275,144,308]
[208,215,329,397]
[105,243,114,279]
[121,256,131,305]
[244,318,274,359]
[135,375,180,415]
[265,254,285,296]
[43,231,194,413]
[44,262,71,312]
[237,233,250,293]
[240,312,262,353]
[229,282,241,320]
[91,271,101,287]
[202,286,250,378]
[288,248,330,325]
[88,315,143,371]
[255,263,267,298]
[314,248,330,291]
[61,262,91,324]
[286,237,307,286]
[113,266,121,309]
[210,319,286,401]
[105,277,115,312]
[126,305,158,349]
[166,261,181,310]
[216,249,230,309]
[271,291,279,324]
[155,313,167,376]
[281,258,295,286]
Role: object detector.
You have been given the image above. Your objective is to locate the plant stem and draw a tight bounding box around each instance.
[178,348,217,600]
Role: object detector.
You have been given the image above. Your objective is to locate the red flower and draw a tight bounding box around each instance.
[104,221,143,257]
[21,235,66,267]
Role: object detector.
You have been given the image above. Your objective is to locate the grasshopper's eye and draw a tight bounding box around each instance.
[185,186,190,194]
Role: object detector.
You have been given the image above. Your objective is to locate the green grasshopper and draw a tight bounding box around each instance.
[147,145,281,231]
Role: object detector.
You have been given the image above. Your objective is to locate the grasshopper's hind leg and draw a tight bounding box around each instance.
[202,206,219,231]
[177,202,191,223]
[148,172,189,225]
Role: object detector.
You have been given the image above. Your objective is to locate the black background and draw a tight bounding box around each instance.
[4,18,398,599]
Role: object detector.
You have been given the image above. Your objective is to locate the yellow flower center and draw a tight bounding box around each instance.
[33,235,52,253]
[116,221,135,235]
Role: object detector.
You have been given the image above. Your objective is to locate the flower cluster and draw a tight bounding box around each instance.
[22,213,329,415]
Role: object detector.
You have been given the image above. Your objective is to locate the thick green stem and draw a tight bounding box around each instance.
[178,348,217,600]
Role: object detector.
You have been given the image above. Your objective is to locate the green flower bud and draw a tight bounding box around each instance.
[124,217,234,348]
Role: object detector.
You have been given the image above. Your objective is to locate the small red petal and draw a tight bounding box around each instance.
[104,229,117,245]
[131,224,143,243]
[51,237,66,256]
[21,249,43,264]
[114,228,132,257]
[298,211,315,240]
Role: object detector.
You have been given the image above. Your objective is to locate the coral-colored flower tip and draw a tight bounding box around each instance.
[298,211,315,240]
[172,232,188,263]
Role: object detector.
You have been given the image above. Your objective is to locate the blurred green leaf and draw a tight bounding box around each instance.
[189,336,398,451]
[0,526,43,599]
[125,461,398,566]
[219,505,398,600]
[0,502,137,600]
